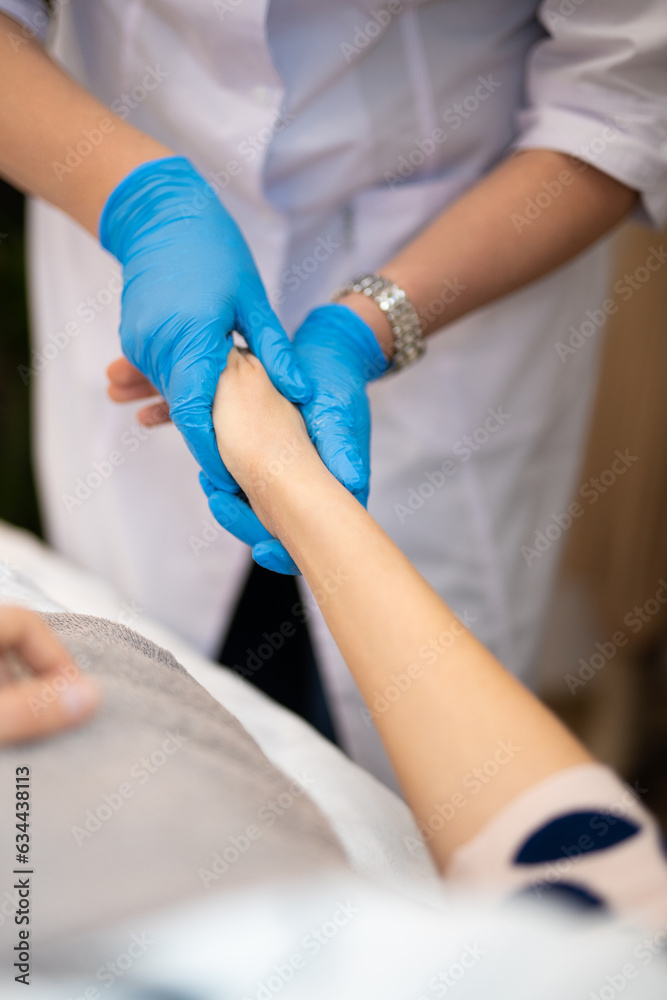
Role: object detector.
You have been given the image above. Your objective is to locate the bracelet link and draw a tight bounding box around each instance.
[331,273,425,372]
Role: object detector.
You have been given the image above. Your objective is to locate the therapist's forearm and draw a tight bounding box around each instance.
[340,149,637,354]
[255,453,590,870]
[0,13,172,235]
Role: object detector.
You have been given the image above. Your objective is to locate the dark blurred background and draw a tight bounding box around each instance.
[0,179,42,537]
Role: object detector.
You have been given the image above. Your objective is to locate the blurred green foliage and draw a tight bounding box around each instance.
[0,180,42,536]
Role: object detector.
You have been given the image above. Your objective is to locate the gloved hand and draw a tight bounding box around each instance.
[100,155,311,495]
[294,304,388,506]
[205,303,388,574]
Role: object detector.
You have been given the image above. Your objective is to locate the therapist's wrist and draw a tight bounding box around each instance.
[73,124,174,238]
[334,268,427,367]
[92,141,175,232]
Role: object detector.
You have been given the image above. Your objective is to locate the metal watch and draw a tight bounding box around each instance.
[331,273,425,372]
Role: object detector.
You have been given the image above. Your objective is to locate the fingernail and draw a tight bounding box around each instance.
[59,679,98,719]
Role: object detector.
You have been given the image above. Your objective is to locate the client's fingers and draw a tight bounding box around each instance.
[106,356,150,387]
[137,401,171,426]
[106,357,158,402]
[0,676,99,745]
[0,607,100,743]
[106,356,171,424]
[108,382,157,403]
[0,606,75,677]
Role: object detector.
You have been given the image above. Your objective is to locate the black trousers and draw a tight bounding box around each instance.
[218,561,338,745]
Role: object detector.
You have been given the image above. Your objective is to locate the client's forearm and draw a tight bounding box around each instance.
[212,352,590,872]
[260,462,591,870]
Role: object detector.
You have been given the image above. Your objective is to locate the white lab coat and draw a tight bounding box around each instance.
[7,0,667,786]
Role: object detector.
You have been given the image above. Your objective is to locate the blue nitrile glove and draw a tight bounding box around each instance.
[199,470,299,575]
[293,304,388,507]
[204,303,388,575]
[100,156,311,499]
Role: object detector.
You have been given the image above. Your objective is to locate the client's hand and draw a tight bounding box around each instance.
[208,348,322,540]
[0,607,99,744]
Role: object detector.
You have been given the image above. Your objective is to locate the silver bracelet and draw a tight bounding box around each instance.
[331,273,425,372]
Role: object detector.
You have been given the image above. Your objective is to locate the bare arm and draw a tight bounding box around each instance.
[212,350,592,873]
[0,12,171,235]
[341,150,637,354]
